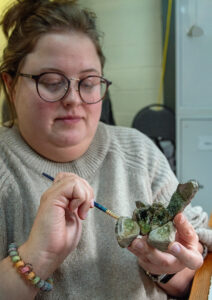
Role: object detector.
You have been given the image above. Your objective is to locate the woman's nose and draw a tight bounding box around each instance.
[62,83,81,106]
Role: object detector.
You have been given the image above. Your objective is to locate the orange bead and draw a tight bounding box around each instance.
[26,271,36,280]
[15,260,25,269]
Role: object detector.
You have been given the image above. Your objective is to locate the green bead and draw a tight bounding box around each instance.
[11,255,20,263]
[47,278,54,284]
[8,243,16,249]
[9,251,18,257]
[32,276,40,285]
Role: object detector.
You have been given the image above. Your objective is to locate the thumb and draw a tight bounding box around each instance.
[173,213,198,244]
[168,213,203,269]
[168,242,203,269]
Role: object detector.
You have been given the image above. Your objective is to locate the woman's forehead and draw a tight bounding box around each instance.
[22,31,102,74]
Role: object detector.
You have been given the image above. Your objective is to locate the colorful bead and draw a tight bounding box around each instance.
[32,276,40,285]
[9,250,18,256]
[26,271,36,280]
[19,265,31,274]
[8,243,53,292]
[41,281,53,292]
[36,279,45,289]
[15,260,25,269]
[47,278,54,284]
[8,243,16,250]
[8,248,17,253]
[46,282,53,292]
[11,255,20,263]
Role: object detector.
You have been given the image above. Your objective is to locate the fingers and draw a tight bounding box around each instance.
[44,172,94,220]
[167,213,203,269]
[168,242,203,269]
[67,180,93,219]
[128,236,152,260]
[128,216,203,274]
[129,237,173,265]
[128,237,181,274]
[173,213,199,245]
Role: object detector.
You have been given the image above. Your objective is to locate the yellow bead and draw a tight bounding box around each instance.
[26,271,36,280]
[15,260,25,269]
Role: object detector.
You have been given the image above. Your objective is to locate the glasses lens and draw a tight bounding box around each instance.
[38,73,68,101]
[79,76,107,103]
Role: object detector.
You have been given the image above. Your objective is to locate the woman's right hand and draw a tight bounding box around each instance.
[19,172,94,278]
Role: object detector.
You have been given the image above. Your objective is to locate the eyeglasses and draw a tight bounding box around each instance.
[18,72,112,104]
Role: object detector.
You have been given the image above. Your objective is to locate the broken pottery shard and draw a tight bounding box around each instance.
[147,221,176,251]
[115,216,140,248]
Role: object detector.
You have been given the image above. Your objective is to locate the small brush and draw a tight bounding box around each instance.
[42,172,119,220]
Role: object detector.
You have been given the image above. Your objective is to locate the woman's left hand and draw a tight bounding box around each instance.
[128,213,203,275]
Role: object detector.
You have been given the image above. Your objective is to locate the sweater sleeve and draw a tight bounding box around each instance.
[0,168,11,260]
[0,195,8,260]
[0,160,24,259]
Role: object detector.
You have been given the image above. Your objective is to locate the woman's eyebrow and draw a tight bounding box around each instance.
[35,67,101,76]
[78,68,100,75]
[36,67,99,74]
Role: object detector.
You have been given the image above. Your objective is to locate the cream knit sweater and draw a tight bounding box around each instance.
[0,122,211,300]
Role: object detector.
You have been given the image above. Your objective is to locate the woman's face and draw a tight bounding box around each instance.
[10,31,103,162]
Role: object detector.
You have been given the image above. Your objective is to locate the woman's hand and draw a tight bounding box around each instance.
[128,213,203,275]
[19,172,94,277]
[128,213,204,296]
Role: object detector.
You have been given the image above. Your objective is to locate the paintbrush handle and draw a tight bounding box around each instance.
[42,173,119,220]
[94,202,119,220]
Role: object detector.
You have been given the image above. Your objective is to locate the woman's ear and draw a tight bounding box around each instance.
[1,72,14,102]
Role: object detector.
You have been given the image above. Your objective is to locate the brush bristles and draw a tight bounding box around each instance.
[106,210,119,220]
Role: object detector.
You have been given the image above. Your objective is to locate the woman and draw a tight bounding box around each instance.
[0,0,211,299]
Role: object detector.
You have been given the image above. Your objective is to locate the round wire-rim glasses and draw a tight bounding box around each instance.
[18,72,112,104]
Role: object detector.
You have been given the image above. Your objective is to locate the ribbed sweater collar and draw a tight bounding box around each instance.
[0,122,110,180]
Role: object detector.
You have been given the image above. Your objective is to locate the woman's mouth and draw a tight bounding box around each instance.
[55,115,82,125]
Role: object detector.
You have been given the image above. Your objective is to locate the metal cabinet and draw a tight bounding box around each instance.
[176,0,212,212]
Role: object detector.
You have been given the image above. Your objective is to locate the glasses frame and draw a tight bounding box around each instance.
[18,72,112,104]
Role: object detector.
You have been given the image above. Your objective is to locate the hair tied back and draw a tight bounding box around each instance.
[1,0,49,38]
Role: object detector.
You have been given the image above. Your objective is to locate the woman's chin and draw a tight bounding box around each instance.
[53,136,85,148]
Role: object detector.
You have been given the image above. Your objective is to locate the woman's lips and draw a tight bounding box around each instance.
[55,115,82,124]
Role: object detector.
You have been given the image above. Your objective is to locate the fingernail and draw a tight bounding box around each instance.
[82,212,88,219]
[90,199,94,208]
[179,214,186,224]
[170,243,181,254]
[134,241,144,251]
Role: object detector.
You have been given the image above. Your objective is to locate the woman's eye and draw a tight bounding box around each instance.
[45,81,62,86]
[81,81,94,88]
[81,78,99,89]
[40,80,64,90]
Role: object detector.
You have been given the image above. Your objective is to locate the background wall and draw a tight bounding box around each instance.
[79,0,163,127]
[0,0,11,46]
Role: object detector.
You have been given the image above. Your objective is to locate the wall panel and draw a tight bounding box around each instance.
[79,0,163,127]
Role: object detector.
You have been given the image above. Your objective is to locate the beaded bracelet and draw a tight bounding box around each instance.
[8,243,53,292]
